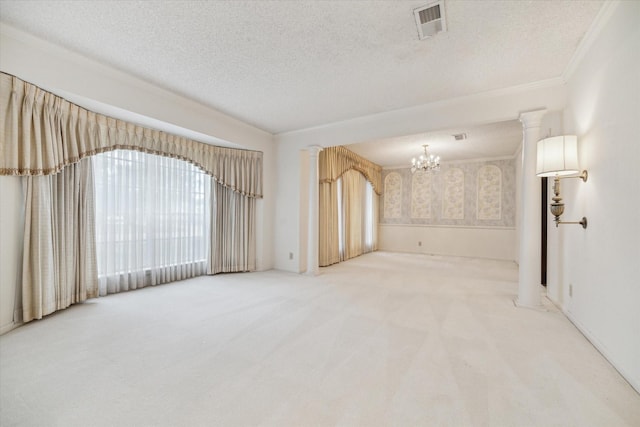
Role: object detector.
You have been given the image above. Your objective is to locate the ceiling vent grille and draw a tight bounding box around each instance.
[453,133,467,141]
[414,1,447,40]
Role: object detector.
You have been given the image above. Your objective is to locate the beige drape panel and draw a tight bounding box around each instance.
[319,146,382,195]
[319,181,340,266]
[340,170,367,261]
[208,181,256,274]
[21,158,98,322]
[0,72,263,198]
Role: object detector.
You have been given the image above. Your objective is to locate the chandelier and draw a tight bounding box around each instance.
[411,144,440,173]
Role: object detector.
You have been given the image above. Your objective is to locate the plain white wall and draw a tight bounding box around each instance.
[272,141,305,272]
[0,25,276,333]
[547,1,640,392]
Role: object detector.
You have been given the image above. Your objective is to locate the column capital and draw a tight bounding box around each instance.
[307,145,324,157]
[519,109,547,130]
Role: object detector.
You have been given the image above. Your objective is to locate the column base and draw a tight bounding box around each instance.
[513,298,548,312]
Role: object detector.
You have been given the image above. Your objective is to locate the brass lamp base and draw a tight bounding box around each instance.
[550,176,587,228]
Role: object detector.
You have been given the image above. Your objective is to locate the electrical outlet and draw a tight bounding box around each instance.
[569,283,573,297]
[289,252,293,260]
[418,241,422,247]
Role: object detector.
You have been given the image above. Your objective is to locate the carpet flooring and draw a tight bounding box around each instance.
[1,252,639,426]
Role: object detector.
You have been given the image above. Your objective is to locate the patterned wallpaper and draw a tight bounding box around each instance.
[442,168,465,220]
[411,172,431,219]
[381,158,516,227]
[383,171,402,218]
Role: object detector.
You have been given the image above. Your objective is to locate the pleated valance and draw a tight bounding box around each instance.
[319,146,382,195]
[0,72,263,198]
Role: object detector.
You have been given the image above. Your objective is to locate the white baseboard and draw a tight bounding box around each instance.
[0,321,19,335]
[563,309,640,395]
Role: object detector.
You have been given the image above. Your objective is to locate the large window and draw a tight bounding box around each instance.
[93,150,210,294]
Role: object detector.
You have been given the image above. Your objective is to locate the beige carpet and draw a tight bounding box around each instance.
[1,252,639,426]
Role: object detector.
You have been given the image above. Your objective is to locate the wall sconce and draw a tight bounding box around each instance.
[536,135,588,228]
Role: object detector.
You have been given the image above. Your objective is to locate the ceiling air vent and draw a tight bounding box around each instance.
[453,133,467,141]
[414,1,447,40]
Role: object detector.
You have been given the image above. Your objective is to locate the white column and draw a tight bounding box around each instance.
[306,145,323,276]
[516,109,547,309]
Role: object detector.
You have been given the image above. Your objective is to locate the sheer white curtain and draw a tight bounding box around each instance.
[364,179,377,253]
[370,182,379,252]
[93,150,210,295]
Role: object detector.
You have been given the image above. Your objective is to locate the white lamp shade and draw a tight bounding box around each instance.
[536,135,580,177]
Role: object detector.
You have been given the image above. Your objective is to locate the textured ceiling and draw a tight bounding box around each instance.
[0,0,604,135]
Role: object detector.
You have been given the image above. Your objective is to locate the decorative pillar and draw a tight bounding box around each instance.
[306,145,323,276]
[516,109,547,309]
